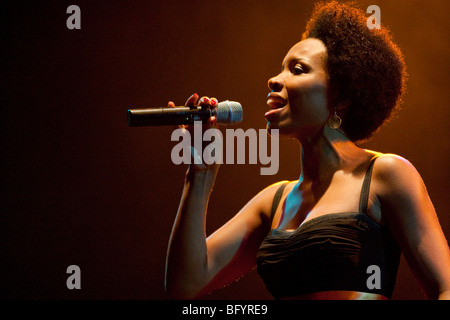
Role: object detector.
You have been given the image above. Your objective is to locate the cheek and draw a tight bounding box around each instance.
[290,83,329,120]
[308,85,329,117]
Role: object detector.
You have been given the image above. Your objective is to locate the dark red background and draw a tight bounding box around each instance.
[2,0,449,299]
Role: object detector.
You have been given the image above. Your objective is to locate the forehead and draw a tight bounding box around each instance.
[283,38,327,66]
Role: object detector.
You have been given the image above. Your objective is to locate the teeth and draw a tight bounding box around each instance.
[267,98,286,109]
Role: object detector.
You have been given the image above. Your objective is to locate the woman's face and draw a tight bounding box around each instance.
[266,38,330,140]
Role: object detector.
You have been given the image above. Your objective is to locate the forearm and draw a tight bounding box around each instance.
[165,167,218,299]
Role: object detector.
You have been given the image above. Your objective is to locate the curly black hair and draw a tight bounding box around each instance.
[302,1,407,142]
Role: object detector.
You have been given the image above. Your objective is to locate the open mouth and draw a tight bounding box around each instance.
[265,94,287,119]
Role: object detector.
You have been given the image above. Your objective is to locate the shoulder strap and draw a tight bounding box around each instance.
[270,182,288,220]
[359,154,381,213]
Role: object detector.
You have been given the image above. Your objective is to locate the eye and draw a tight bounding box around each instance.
[292,63,305,75]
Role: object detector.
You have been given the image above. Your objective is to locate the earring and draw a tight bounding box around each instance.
[327,109,342,129]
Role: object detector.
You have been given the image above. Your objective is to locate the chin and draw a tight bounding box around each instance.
[266,122,297,139]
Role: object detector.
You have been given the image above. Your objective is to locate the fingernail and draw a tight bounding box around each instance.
[200,97,210,104]
[211,99,218,107]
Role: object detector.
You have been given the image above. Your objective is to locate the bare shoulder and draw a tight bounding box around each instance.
[374,153,416,171]
[372,153,423,189]
[371,153,432,220]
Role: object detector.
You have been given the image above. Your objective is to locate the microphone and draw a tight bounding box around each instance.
[127,100,243,127]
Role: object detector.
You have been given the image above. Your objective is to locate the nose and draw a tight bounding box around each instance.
[268,74,283,92]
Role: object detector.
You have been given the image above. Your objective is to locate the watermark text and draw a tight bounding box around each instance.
[171,122,279,175]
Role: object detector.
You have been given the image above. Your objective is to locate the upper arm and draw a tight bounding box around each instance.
[198,181,287,297]
[374,154,450,299]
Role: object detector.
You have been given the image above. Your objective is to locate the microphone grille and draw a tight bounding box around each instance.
[215,101,243,124]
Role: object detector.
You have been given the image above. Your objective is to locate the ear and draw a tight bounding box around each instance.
[336,99,351,112]
[327,83,351,112]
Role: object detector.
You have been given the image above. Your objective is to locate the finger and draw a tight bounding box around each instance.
[199,96,211,108]
[182,93,199,130]
[199,96,217,128]
[210,97,218,109]
[209,115,217,128]
[209,98,218,127]
[185,93,199,108]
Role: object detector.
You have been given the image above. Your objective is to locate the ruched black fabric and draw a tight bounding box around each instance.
[256,156,401,299]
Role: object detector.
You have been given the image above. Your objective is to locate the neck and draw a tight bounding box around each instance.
[298,126,366,185]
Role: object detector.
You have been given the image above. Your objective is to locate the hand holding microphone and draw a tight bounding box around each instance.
[127,93,243,127]
[175,93,220,129]
[128,93,243,173]
[170,94,223,173]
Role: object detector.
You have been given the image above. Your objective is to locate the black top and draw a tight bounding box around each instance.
[256,156,401,299]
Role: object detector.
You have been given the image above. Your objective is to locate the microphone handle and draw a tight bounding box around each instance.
[127,106,212,127]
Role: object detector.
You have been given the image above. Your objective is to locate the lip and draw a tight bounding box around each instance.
[266,93,287,110]
[265,93,287,120]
